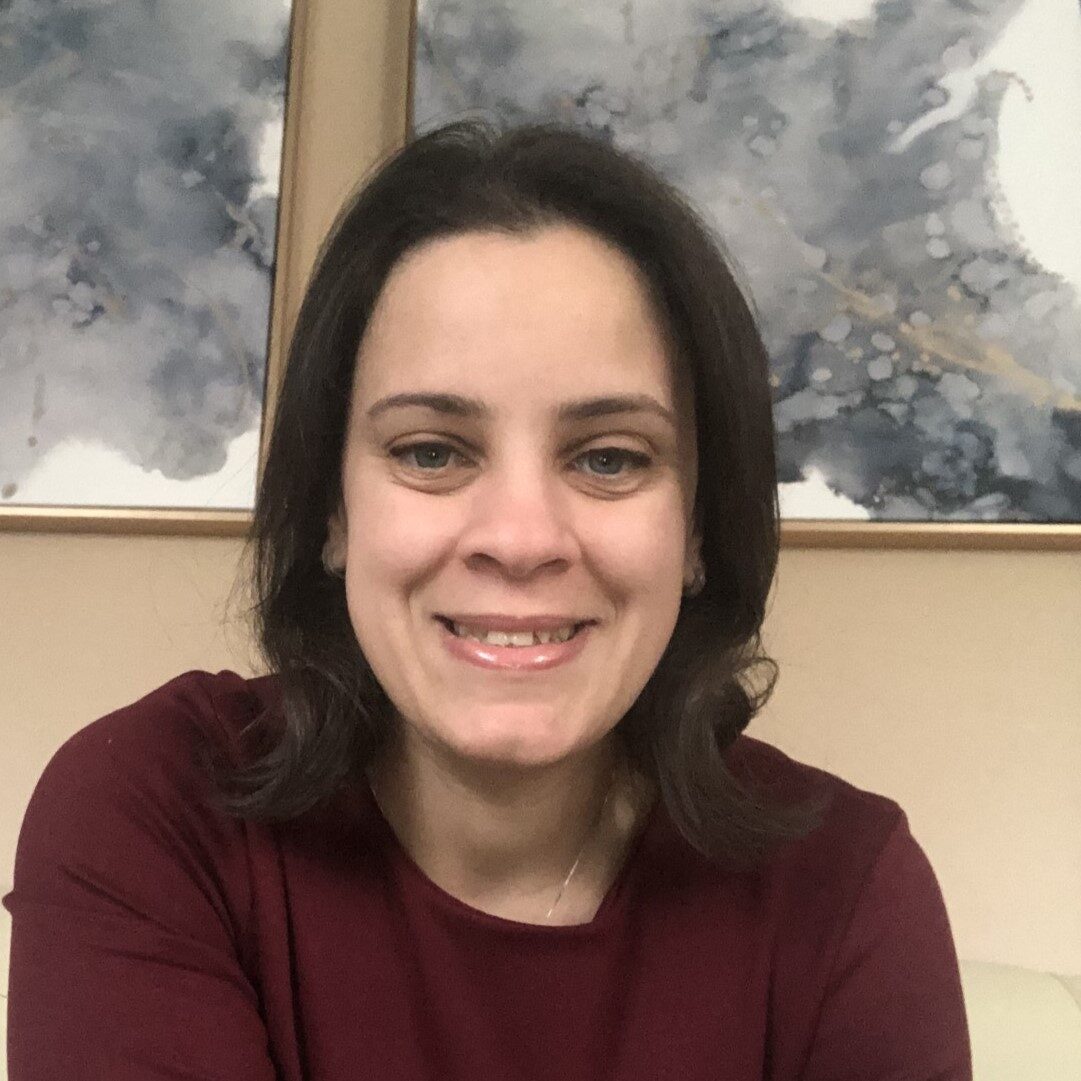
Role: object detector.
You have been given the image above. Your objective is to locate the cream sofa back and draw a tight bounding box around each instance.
[961,960,1081,1080]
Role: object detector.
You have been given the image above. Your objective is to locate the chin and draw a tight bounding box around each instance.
[435,708,599,770]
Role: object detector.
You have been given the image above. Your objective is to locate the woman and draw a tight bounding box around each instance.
[4,122,971,1079]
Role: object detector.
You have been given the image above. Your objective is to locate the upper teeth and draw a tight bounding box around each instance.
[450,623,579,646]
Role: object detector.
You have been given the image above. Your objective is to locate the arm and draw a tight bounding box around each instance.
[799,815,972,1080]
[4,687,279,1080]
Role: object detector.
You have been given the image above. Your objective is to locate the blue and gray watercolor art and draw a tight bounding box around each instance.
[0,1,291,509]
[413,0,1081,523]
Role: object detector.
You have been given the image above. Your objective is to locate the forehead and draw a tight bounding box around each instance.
[352,225,680,411]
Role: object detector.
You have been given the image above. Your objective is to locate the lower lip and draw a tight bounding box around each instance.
[438,621,592,671]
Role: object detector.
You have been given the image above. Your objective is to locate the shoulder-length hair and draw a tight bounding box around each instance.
[215,120,818,864]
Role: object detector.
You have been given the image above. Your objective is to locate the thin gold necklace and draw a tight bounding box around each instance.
[544,770,615,922]
[369,767,617,923]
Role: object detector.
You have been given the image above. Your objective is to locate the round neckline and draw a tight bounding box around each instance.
[361,780,661,938]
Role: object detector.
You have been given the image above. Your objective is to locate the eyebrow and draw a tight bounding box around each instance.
[365,392,676,426]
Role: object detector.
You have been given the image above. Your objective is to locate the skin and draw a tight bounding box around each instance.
[327,224,700,924]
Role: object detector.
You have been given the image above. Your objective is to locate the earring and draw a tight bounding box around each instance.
[682,561,705,598]
[321,539,345,579]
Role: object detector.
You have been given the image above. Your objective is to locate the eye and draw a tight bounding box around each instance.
[390,441,463,471]
[574,447,652,478]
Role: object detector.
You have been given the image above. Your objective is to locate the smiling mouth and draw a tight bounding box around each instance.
[435,618,590,647]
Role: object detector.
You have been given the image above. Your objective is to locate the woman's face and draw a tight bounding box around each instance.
[329,224,698,770]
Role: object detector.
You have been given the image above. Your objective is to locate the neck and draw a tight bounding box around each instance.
[367,728,651,924]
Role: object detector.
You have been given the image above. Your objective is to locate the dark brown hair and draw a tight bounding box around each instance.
[217,120,819,864]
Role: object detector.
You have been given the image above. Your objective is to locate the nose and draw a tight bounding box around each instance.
[457,460,579,582]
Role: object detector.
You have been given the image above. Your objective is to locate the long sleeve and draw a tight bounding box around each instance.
[3,681,278,1080]
[798,814,972,1080]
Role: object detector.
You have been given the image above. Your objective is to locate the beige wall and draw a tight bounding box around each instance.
[3,4,1080,1050]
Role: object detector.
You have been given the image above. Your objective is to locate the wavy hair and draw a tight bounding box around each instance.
[213,120,819,864]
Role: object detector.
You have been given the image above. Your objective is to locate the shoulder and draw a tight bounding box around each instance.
[5,672,292,1038]
[721,740,969,1074]
[650,734,918,929]
[722,735,941,970]
[8,671,284,939]
[13,670,282,887]
[717,735,921,943]
[41,669,280,789]
[727,733,907,868]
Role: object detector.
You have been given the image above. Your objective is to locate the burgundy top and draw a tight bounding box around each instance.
[4,670,971,1080]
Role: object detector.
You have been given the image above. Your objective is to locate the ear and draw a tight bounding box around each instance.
[682,527,704,589]
[322,507,348,574]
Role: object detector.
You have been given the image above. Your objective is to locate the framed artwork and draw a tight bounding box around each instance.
[0,0,304,535]
[411,0,1081,548]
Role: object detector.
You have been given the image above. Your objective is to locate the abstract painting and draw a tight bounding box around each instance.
[0,0,296,519]
[413,0,1081,526]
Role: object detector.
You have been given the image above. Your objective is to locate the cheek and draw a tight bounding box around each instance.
[582,494,687,598]
[342,479,457,585]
